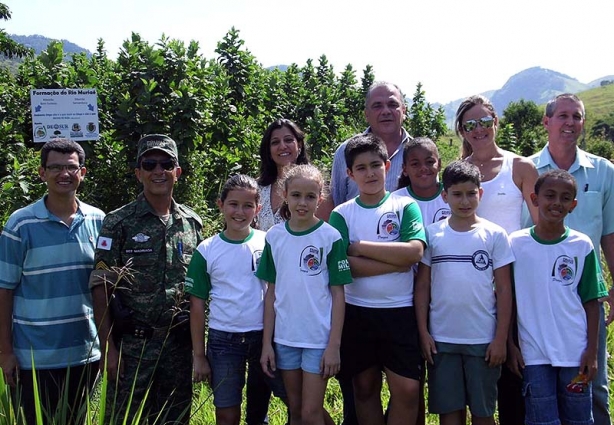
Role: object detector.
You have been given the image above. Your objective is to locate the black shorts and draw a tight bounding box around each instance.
[339,303,422,380]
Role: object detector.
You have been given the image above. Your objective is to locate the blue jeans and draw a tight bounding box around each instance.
[207,329,286,409]
[593,303,611,425]
[523,365,593,425]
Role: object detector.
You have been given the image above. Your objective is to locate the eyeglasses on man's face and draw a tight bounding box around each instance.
[45,164,83,174]
[462,116,495,132]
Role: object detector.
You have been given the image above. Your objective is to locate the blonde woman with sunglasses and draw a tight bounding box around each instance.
[455,95,539,235]
[455,95,538,425]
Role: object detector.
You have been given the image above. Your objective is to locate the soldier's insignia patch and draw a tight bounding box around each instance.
[97,236,113,250]
[132,233,151,243]
[95,260,110,270]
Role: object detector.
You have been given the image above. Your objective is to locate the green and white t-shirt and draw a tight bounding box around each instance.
[510,226,608,366]
[185,229,266,333]
[393,183,450,225]
[329,192,426,308]
[256,220,352,349]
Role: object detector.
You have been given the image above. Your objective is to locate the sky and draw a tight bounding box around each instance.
[4,0,614,104]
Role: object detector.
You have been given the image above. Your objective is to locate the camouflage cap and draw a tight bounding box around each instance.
[137,134,178,162]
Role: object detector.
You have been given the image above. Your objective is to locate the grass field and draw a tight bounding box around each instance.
[579,83,614,120]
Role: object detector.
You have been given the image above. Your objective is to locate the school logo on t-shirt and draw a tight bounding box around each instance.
[252,249,263,272]
[377,212,400,241]
[300,245,324,276]
[433,208,451,223]
[552,255,576,286]
[472,250,491,271]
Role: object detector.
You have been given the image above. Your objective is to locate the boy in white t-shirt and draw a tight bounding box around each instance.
[329,133,427,425]
[507,169,607,425]
[415,160,514,425]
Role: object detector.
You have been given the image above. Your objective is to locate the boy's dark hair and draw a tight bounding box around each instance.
[258,118,310,186]
[344,133,388,170]
[40,139,85,167]
[397,137,439,190]
[534,169,577,197]
[442,160,481,191]
[220,174,260,204]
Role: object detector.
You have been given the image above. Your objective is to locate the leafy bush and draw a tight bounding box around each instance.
[586,138,614,161]
[0,28,446,230]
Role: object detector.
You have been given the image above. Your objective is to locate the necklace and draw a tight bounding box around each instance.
[472,158,488,181]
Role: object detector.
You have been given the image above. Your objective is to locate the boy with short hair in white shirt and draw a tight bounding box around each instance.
[507,169,607,425]
[329,133,426,425]
[415,160,514,425]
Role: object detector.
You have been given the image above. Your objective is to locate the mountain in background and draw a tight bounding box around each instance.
[439,67,614,126]
[4,34,92,58]
[267,64,289,72]
[0,34,92,73]
[9,34,92,56]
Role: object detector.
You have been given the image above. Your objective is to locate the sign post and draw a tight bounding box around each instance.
[30,88,99,143]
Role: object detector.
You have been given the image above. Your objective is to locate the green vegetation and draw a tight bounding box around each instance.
[582,84,614,147]
[0,28,448,229]
[581,83,614,118]
[0,4,32,59]
[1,4,613,424]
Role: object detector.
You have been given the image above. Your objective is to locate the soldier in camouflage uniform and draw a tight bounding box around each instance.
[90,134,203,424]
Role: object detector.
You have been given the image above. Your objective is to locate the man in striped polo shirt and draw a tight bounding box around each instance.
[0,139,104,424]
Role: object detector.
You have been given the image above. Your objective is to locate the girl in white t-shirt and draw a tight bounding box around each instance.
[257,164,352,425]
[394,137,450,224]
[186,174,286,425]
[393,137,447,425]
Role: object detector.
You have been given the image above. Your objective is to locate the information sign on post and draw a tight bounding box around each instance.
[30,88,100,143]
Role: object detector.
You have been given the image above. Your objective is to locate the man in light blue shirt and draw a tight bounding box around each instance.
[0,139,104,425]
[530,93,614,425]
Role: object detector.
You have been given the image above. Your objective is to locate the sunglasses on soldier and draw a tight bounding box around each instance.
[140,159,176,171]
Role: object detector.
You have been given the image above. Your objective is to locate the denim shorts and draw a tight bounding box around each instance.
[207,328,286,408]
[523,365,593,425]
[275,343,325,375]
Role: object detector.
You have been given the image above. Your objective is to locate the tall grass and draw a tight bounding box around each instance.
[1,293,613,424]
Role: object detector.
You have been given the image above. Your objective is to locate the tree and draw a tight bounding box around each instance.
[500,99,545,156]
[0,27,376,229]
[496,123,517,153]
[406,82,447,140]
[0,3,31,59]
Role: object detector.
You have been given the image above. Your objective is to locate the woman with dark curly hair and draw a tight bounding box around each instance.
[257,118,310,231]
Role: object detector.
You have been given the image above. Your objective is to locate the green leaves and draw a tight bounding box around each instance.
[499,99,545,156]
[0,26,446,231]
[407,82,447,140]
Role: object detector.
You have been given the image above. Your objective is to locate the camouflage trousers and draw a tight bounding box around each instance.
[105,335,192,424]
